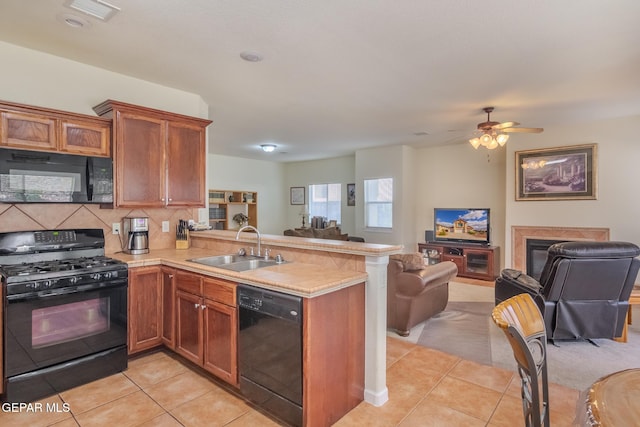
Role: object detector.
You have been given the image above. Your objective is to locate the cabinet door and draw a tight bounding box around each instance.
[175,290,204,365]
[166,121,206,207]
[116,112,166,207]
[203,299,238,386]
[1,111,57,150]
[128,267,163,355]
[60,119,110,157]
[464,249,493,280]
[161,267,176,349]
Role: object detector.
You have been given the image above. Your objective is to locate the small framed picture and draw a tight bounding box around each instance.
[290,187,305,205]
[347,183,355,206]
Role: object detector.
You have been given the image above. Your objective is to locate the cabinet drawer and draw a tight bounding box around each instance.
[443,255,464,270]
[176,272,203,295]
[203,277,235,306]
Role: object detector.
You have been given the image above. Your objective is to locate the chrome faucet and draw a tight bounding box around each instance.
[236,225,261,257]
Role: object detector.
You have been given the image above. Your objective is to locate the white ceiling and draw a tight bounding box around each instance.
[1,1,639,162]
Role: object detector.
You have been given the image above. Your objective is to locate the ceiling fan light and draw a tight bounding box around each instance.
[487,138,499,149]
[469,138,481,149]
[496,133,509,146]
[480,133,493,146]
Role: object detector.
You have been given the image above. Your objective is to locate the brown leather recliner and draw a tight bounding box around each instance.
[495,241,640,340]
[387,257,458,336]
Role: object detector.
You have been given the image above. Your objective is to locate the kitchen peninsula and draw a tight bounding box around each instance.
[112,230,401,426]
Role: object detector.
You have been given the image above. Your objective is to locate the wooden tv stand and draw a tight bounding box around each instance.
[418,242,500,281]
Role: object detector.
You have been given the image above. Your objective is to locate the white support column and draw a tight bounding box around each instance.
[363,254,389,406]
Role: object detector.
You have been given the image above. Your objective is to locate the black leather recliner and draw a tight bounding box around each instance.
[495,241,640,340]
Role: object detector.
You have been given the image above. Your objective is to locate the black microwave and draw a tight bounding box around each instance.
[0,149,113,204]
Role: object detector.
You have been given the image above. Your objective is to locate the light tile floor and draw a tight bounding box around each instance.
[0,338,579,426]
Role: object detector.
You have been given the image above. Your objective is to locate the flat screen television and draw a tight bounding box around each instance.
[433,208,490,245]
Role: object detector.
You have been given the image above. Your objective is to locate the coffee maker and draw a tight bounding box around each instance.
[122,217,149,254]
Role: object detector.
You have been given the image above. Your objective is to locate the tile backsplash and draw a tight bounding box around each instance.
[0,203,199,255]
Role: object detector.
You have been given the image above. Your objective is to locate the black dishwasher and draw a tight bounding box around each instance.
[238,284,303,427]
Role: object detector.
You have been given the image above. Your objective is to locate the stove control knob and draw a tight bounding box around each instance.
[91,273,102,281]
[69,276,78,284]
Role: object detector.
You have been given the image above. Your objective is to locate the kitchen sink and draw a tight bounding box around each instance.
[188,254,285,271]
[188,254,247,267]
[216,259,280,272]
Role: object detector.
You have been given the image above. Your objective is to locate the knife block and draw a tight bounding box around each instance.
[175,230,190,249]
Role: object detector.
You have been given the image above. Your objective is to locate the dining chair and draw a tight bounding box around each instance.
[491,293,550,427]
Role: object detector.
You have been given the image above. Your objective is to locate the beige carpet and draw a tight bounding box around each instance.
[388,281,640,391]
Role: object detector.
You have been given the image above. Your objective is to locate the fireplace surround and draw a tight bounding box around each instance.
[512,226,610,273]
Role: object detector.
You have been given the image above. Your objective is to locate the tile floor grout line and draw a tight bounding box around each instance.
[393,358,456,427]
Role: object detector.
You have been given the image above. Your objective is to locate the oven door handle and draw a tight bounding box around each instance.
[6,280,128,302]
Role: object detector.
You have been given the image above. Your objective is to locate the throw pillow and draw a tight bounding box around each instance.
[390,253,425,271]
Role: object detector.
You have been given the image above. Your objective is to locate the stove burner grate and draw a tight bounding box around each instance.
[1,256,126,278]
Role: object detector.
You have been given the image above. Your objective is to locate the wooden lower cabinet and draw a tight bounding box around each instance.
[418,242,500,280]
[161,267,176,349]
[126,264,364,426]
[175,272,238,386]
[128,266,163,355]
[175,289,204,363]
[303,283,365,427]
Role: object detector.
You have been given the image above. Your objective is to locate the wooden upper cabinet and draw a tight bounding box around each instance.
[1,111,57,150]
[117,112,166,207]
[94,100,212,208]
[60,119,110,157]
[167,121,206,206]
[0,101,111,156]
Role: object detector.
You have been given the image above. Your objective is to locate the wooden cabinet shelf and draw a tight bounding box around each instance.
[208,189,257,230]
[418,242,500,281]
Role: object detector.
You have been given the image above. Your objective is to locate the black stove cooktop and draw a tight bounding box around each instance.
[0,229,128,293]
[1,256,125,277]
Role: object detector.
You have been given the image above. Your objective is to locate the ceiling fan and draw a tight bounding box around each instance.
[469,107,543,149]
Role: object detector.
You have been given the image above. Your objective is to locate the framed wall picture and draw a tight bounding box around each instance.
[290,187,305,205]
[515,144,597,201]
[347,183,355,206]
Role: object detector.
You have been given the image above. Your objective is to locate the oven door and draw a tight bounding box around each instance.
[5,280,127,377]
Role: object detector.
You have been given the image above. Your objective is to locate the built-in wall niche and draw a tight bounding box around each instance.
[208,190,257,230]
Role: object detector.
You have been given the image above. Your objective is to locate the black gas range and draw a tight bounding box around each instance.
[0,229,128,403]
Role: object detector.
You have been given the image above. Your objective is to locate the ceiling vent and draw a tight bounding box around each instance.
[64,0,120,21]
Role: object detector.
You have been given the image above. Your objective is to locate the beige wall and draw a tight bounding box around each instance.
[355,145,415,247]
[0,41,208,118]
[207,154,286,234]
[414,143,507,265]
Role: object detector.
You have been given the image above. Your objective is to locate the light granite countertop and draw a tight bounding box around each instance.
[110,247,369,298]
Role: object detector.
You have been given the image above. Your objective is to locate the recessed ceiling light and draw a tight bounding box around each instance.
[413,131,429,136]
[64,0,120,21]
[57,13,91,28]
[260,144,276,153]
[240,51,263,62]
